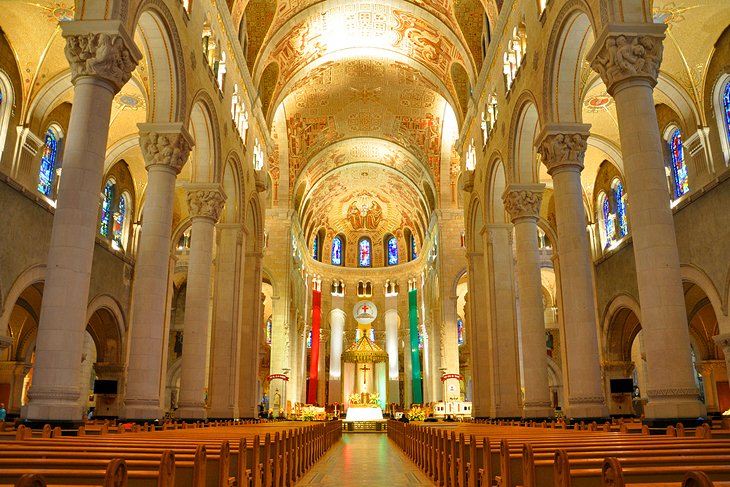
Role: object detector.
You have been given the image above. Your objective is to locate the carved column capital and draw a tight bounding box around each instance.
[503,184,544,222]
[713,333,730,352]
[587,23,666,95]
[61,20,141,92]
[536,124,591,175]
[138,123,193,174]
[186,185,226,222]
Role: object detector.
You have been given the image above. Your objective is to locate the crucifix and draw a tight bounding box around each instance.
[360,364,371,384]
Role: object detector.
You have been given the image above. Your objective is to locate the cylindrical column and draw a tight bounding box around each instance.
[408,279,423,405]
[208,224,244,419]
[124,124,193,420]
[485,223,522,418]
[307,279,322,404]
[328,305,345,405]
[385,303,400,405]
[504,185,553,418]
[25,23,140,422]
[177,187,225,420]
[589,24,704,419]
[537,125,607,419]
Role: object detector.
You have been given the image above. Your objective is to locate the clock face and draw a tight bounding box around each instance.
[353,300,377,324]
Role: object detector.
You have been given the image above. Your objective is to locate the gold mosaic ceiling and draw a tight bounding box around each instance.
[249,0,478,247]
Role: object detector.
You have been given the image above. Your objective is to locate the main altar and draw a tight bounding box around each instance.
[342,333,388,421]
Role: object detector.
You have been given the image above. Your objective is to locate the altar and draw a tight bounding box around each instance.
[344,406,384,421]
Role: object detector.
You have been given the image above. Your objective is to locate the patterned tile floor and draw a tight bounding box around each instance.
[296,432,436,486]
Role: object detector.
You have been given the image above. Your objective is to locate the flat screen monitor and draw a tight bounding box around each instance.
[609,378,633,394]
[93,379,118,395]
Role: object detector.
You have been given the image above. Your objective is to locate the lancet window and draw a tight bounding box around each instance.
[723,81,730,150]
[359,238,371,267]
[100,180,115,238]
[387,236,398,265]
[465,140,476,171]
[331,236,343,266]
[668,128,689,198]
[614,180,628,238]
[37,128,59,197]
[457,318,464,346]
[266,318,272,345]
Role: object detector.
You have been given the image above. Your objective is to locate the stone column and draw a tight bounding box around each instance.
[124,124,193,420]
[696,361,724,414]
[384,296,400,405]
[467,250,492,417]
[237,248,264,419]
[177,186,225,420]
[25,21,140,422]
[537,125,607,419]
[503,185,553,418]
[484,223,522,418]
[588,23,705,419]
[328,297,345,405]
[713,333,730,406]
[208,223,244,419]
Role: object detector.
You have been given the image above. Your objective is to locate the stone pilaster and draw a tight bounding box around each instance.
[177,186,226,420]
[24,21,140,423]
[208,223,245,419]
[589,23,705,420]
[124,123,193,421]
[537,124,607,419]
[504,184,553,418]
[484,223,522,418]
[329,299,346,405]
[92,363,125,418]
[0,361,31,415]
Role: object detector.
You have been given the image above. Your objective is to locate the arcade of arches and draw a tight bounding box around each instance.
[0,0,729,424]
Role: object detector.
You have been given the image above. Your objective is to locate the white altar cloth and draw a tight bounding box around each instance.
[344,406,384,421]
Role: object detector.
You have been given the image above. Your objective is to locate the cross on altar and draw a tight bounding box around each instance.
[360,364,371,384]
[361,304,369,313]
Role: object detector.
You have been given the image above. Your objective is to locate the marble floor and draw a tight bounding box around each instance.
[296,433,437,486]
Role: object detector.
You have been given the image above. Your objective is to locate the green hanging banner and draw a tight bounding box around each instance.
[409,288,423,405]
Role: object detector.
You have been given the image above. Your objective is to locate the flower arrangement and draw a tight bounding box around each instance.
[348,393,361,405]
[407,406,426,421]
[302,410,316,421]
[368,392,380,405]
[723,409,730,416]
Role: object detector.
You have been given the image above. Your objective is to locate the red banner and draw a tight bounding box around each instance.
[266,374,289,382]
[440,373,463,382]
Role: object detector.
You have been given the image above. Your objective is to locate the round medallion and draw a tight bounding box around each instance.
[353,300,377,325]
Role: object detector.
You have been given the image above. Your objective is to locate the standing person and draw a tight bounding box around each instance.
[0,403,6,421]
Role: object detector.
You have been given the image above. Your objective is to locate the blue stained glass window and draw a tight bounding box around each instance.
[603,196,614,248]
[331,237,342,266]
[418,328,424,350]
[307,329,312,348]
[387,237,398,265]
[614,181,628,238]
[312,234,319,260]
[411,235,417,260]
[37,129,58,196]
[369,328,375,343]
[670,129,689,198]
[100,180,114,238]
[722,81,730,149]
[457,318,464,346]
[359,238,371,267]
[112,194,126,250]
[266,319,272,345]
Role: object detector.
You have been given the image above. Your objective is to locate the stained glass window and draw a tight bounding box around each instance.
[722,81,730,149]
[312,234,319,261]
[112,194,126,250]
[37,129,58,196]
[369,328,375,343]
[418,328,424,350]
[266,318,272,345]
[614,181,628,238]
[387,237,398,265]
[100,180,114,238]
[359,238,371,267]
[457,318,464,346]
[670,129,689,198]
[411,235,417,260]
[603,196,614,248]
[307,329,312,348]
[331,236,342,265]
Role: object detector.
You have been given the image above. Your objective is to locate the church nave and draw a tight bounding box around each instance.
[296,433,436,487]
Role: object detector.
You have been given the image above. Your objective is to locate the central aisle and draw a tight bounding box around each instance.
[296,432,436,486]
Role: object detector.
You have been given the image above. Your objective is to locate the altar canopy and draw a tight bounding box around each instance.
[342,333,388,409]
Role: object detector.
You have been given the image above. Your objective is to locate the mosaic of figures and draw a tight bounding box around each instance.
[286,113,342,192]
[265,3,463,87]
[302,169,427,247]
[268,0,461,37]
